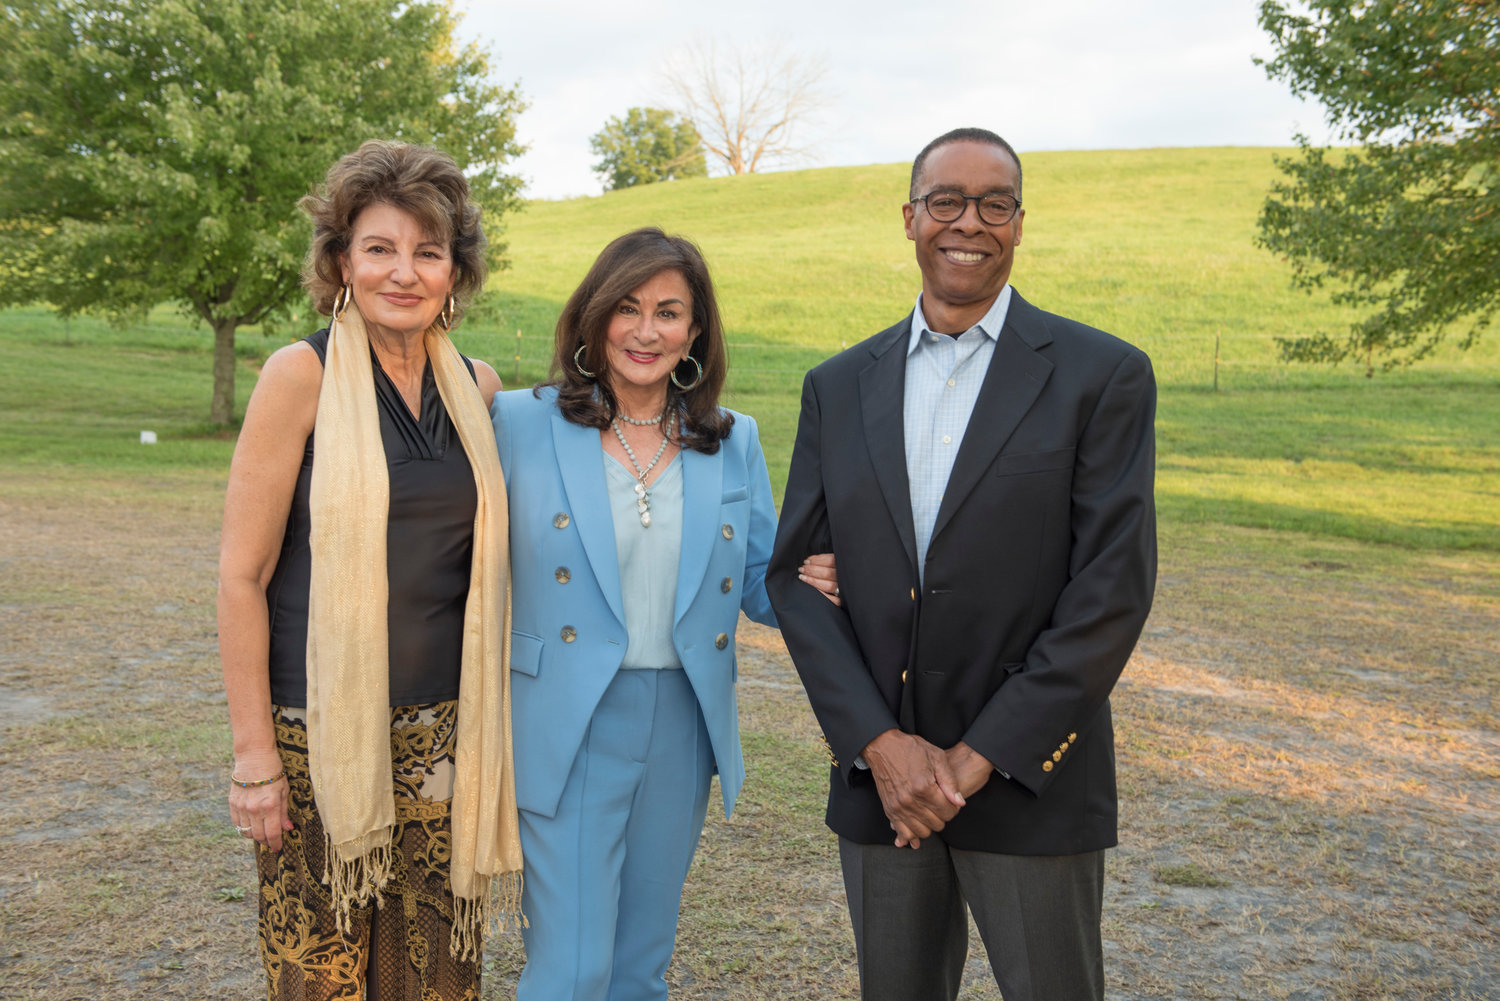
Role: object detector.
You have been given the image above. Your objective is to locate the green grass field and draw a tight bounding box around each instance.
[3,146,1495,551]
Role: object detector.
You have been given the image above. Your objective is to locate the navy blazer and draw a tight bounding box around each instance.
[492,387,778,819]
[768,291,1157,854]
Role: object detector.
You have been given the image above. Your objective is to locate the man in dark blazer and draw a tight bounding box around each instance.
[768,127,1157,1001]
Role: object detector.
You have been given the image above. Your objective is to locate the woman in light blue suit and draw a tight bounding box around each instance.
[491,228,837,1001]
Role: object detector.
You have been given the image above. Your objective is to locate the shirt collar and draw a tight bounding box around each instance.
[907,284,1014,356]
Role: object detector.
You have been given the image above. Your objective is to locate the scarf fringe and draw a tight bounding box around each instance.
[323,827,397,936]
[449,871,527,962]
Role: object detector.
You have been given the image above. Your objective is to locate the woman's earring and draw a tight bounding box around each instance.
[573,344,596,379]
[333,283,353,319]
[438,292,455,331]
[670,355,704,392]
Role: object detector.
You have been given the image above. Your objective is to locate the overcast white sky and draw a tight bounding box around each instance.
[457,0,1334,200]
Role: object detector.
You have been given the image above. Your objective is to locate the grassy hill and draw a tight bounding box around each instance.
[1,147,1495,550]
[481,146,1485,385]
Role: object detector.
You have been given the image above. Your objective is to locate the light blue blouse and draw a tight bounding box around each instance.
[604,452,684,669]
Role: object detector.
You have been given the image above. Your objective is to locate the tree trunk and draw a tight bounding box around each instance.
[211,317,239,425]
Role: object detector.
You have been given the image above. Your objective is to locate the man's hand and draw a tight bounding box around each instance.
[944,741,996,801]
[862,729,966,849]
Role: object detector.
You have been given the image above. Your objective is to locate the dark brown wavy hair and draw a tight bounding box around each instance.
[299,140,487,321]
[545,227,732,453]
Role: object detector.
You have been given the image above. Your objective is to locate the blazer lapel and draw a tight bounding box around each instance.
[552,412,626,625]
[674,443,722,624]
[858,322,919,573]
[930,293,1055,543]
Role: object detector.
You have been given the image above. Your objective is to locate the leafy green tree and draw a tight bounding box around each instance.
[0,0,525,422]
[589,107,707,191]
[1256,0,1499,373]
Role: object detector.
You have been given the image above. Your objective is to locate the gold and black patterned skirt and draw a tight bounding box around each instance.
[256,701,480,1001]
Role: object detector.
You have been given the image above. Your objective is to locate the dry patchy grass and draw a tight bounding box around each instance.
[1,485,1495,1000]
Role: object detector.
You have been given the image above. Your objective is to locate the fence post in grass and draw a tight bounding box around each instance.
[515,329,522,386]
[1213,330,1221,393]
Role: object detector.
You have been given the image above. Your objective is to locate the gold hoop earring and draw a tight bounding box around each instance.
[438,292,455,331]
[332,283,353,319]
[573,344,596,379]
[670,355,704,392]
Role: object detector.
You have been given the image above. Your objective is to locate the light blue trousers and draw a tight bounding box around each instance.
[517,668,714,1001]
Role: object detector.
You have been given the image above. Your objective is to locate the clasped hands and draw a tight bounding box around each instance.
[862,729,995,849]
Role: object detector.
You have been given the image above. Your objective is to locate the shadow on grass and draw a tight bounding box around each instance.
[1158,492,1500,552]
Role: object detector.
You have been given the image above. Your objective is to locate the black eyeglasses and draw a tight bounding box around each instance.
[911,190,1022,226]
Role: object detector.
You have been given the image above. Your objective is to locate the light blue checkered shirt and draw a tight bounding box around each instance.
[903,286,1014,581]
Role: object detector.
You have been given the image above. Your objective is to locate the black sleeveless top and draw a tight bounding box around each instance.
[266,327,479,707]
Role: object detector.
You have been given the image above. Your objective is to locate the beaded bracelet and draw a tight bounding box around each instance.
[230,770,285,788]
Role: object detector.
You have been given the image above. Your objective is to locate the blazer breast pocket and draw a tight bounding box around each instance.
[721,485,749,503]
[992,447,1075,478]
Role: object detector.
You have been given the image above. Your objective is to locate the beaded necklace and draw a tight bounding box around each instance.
[615,408,664,426]
[611,412,676,527]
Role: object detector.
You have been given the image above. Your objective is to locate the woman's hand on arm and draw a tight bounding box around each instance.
[798,552,841,607]
[218,342,321,851]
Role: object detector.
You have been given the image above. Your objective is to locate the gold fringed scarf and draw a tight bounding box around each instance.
[306,302,523,961]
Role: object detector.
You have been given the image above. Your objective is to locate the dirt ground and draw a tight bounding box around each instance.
[1,476,1495,1000]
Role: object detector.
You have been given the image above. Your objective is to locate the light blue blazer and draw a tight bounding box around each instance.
[491,387,778,820]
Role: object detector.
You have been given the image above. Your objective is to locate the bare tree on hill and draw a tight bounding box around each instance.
[661,37,828,175]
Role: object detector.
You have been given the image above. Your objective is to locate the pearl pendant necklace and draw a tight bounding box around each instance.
[611,412,675,527]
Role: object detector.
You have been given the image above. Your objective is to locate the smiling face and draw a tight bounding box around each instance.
[339,202,454,342]
[903,140,1025,333]
[601,269,699,413]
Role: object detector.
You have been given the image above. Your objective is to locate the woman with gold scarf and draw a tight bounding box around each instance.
[217,140,522,1000]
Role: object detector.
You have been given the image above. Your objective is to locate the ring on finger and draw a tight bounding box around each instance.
[234,824,253,834]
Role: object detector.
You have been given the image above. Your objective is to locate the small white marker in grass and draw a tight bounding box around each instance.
[140,431,157,444]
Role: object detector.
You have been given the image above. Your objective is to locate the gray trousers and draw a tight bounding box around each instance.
[839,837,1106,1001]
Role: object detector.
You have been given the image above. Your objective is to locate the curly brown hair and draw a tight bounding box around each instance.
[299,140,487,321]
[545,227,733,453]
